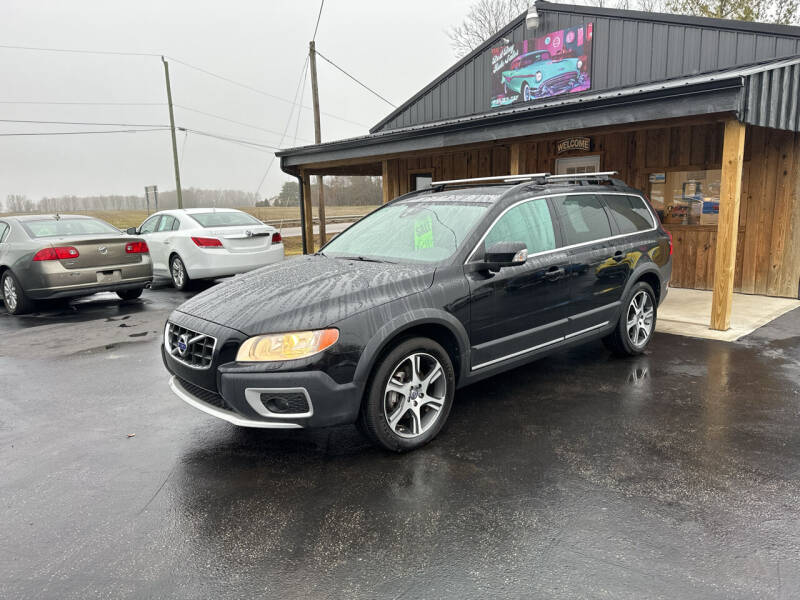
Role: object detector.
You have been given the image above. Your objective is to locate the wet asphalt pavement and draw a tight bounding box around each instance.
[1,283,800,599]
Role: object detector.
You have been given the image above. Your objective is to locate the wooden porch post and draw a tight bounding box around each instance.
[509,142,525,175]
[301,169,314,254]
[710,120,746,331]
[381,160,390,204]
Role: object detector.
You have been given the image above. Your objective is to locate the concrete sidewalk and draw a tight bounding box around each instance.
[656,287,800,341]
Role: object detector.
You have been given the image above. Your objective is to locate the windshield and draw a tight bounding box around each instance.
[21,217,121,238]
[189,211,262,228]
[322,195,493,264]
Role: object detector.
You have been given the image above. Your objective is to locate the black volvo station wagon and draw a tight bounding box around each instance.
[162,172,672,451]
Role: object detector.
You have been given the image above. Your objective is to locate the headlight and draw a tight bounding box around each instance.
[535,71,543,82]
[577,59,583,69]
[236,329,339,362]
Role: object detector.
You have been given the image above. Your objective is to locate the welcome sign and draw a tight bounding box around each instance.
[490,23,593,109]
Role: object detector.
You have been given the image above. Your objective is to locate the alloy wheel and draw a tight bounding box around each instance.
[171,258,185,288]
[626,290,654,348]
[383,352,447,439]
[3,275,18,312]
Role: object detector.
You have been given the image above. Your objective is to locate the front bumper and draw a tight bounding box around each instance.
[162,341,361,430]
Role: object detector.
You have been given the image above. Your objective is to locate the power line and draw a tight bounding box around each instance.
[180,128,280,150]
[0,118,169,127]
[312,0,325,41]
[315,49,396,108]
[0,43,159,57]
[174,104,313,143]
[0,128,169,137]
[0,100,165,106]
[0,43,371,128]
[165,56,370,128]
[293,61,310,146]
[254,56,310,196]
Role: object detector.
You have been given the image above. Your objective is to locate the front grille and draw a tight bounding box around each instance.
[260,392,310,414]
[165,323,216,369]
[177,377,231,411]
[543,71,578,92]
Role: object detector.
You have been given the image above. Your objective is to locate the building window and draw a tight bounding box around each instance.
[411,173,433,190]
[649,169,721,225]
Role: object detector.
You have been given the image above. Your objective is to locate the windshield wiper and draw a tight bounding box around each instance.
[335,255,395,264]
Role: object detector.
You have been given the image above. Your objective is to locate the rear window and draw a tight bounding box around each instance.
[552,194,613,246]
[603,194,654,234]
[189,211,262,228]
[21,217,120,239]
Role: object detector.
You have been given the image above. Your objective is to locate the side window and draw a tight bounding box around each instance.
[157,215,176,232]
[483,198,556,256]
[139,215,161,234]
[0,222,9,242]
[171,217,181,231]
[553,194,612,246]
[603,194,654,234]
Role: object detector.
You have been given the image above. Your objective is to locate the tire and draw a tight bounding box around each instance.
[170,255,191,290]
[603,281,657,357]
[358,337,456,452]
[521,81,531,102]
[2,270,34,315]
[116,287,144,301]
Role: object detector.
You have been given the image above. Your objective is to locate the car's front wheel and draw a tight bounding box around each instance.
[603,281,657,356]
[170,255,191,290]
[522,81,531,102]
[1,270,34,315]
[359,337,455,452]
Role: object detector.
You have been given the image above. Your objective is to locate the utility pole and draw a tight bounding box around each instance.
[161,56,183,209]
[308,41,326,245]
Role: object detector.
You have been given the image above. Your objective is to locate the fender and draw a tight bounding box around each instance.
[624,264,665,303]
[352,308,472,388]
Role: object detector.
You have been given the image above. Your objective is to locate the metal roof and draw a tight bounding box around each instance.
[277,55,800,172]
[369,0,800,134]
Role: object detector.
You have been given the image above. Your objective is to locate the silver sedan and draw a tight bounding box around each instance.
[0,215,153,315]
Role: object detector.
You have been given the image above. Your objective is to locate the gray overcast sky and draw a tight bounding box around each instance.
[0,0,468,202]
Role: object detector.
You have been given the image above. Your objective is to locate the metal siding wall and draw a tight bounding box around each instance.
[374,9,800,132]
[744,65,800,132]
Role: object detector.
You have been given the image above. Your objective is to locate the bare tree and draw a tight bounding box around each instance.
[666,0,797,23]
[4,194,34,213]
[447,0,532,58]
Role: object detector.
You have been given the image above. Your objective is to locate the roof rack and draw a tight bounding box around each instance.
[431,173,549,186]
[545,171,619,181]
[430,171,623,189]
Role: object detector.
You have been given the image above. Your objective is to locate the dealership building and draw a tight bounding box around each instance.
[278,1,800,331]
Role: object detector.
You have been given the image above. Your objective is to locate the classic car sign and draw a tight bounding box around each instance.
[490,23,593,109]
[556,136,591,154]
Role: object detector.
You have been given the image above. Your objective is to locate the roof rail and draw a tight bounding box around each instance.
[431,173,549,187]
[545,171,619,181]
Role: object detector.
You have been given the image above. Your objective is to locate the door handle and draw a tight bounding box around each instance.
[544,266,565,281]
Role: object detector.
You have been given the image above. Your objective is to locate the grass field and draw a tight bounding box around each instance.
[0,205,377,230]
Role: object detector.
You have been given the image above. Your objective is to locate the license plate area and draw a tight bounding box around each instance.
[96,270,122,283]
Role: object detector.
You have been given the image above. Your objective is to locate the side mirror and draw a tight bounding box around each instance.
[484,241,528,271]
[126,227,138,235]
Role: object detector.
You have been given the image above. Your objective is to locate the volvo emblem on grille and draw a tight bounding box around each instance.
[97,246,108,255]
[176,334,190,357]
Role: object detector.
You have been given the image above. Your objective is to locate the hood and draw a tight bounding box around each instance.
[176,255,435,335]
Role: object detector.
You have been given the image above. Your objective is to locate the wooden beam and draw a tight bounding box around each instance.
[509,142,524,175]
[301,170,314,254]
[710,120,746,331]
[381,160,390,204]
